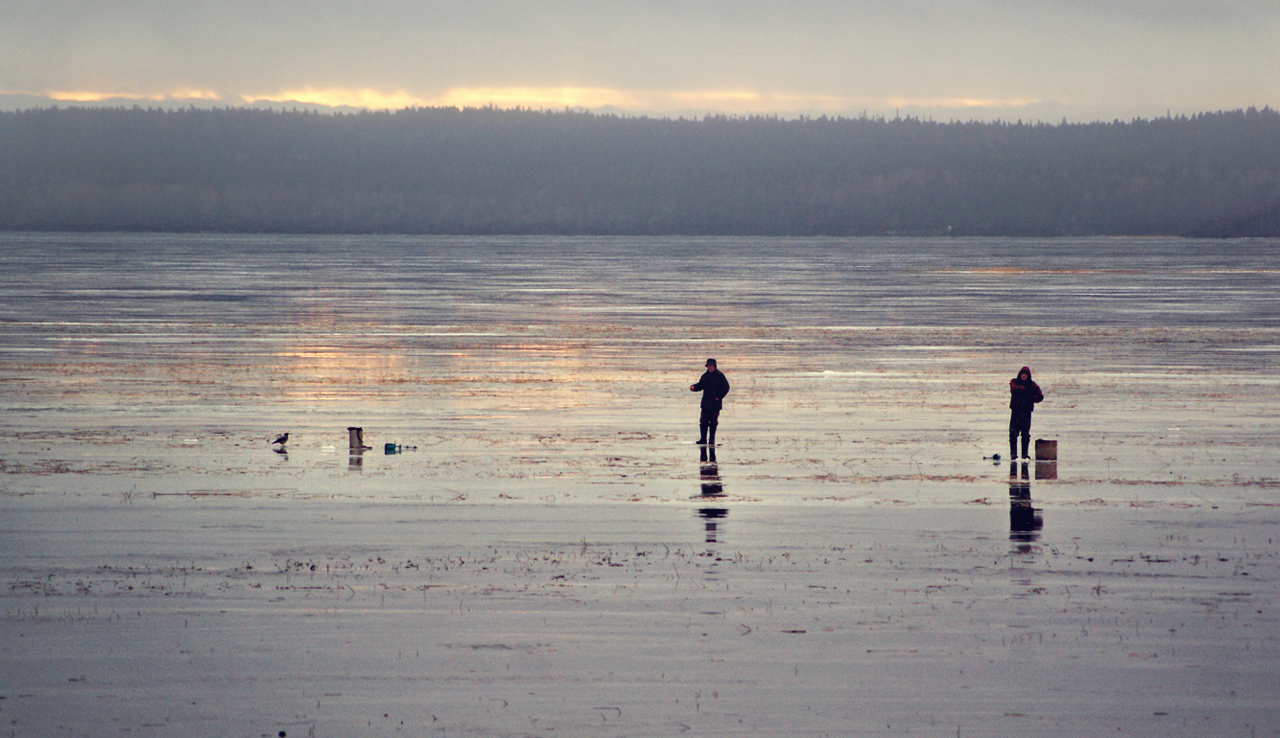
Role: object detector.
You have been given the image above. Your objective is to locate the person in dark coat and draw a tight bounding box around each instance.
[690,358,730,445]
[1009,366,1044,460]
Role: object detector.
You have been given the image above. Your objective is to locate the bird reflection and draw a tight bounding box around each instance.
[1009,461,1042,553]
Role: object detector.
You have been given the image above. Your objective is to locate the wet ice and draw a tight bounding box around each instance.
[1,234,1278,737]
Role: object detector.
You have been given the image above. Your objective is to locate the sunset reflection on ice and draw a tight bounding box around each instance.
[1,233,1278,737]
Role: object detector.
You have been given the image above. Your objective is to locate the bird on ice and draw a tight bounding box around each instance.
[271,432,289,446]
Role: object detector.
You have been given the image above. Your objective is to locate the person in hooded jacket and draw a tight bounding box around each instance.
[690,358,730,445]
[1009,366,1044,460]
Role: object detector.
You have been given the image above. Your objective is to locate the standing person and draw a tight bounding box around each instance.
[690,358,730,445]
[1009,366,1044,460]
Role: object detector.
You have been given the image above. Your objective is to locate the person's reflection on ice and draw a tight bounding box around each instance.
[697,446,727,545]
[1009,460,1042,554]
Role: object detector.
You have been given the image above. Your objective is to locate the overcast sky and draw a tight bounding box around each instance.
[2,0,1277,121]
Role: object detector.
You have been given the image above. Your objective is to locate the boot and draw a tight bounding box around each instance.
[707,425,717,446]
[696,423,708,445]
[1021,436,1030,460]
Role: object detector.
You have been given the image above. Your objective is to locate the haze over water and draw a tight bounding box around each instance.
[1,233,1278,737]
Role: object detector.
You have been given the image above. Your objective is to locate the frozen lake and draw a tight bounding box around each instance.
[1,233,1278,737]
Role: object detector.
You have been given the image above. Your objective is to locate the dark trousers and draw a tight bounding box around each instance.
[699,404,721,442]
[1009,410,1032,458]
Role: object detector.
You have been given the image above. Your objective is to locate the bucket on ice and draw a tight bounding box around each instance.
[348,427,369,451]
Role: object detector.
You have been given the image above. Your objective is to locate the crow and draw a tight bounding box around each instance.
[271,432,289,445]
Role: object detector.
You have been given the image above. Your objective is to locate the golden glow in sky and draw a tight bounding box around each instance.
[5,1,1276,120]
[46,89,222,103]
[269,87,1041,114]
[256,88,432,110]
[38,85,1042,115]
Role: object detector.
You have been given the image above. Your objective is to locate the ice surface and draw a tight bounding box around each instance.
[1,234,1278,737]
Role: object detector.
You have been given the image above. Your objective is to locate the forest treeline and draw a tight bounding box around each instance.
[1,105,1278,236]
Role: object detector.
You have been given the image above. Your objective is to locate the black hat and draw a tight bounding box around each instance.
[705,358,717,367]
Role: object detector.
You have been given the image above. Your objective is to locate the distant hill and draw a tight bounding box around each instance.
[1191,196,1280,238]
[2,105,1278,237]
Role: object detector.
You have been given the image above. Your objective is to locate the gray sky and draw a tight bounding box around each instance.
[2,0,1277,120]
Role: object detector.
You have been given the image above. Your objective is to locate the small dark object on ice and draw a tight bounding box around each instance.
[384,442,421,454]
[984,453,1001,461]
[271,432,289,445]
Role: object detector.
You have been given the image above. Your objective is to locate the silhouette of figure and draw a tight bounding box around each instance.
[1008,367,1043,460]
[691,358,730,445]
